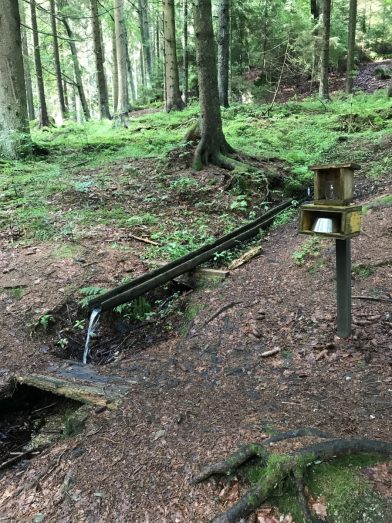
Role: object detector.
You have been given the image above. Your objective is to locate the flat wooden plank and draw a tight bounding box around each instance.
[310,163,361,171]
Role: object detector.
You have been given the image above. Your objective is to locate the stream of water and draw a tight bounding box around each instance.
[82,308,101,365]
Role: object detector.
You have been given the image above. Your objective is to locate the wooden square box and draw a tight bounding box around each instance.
[311,163,361,205]
[299,204,362,239]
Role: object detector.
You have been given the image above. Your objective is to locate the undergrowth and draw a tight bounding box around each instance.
[1,92,391,262]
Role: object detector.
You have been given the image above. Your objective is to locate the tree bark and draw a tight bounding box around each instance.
[346,0,357,94]
[90,0,111,119]
[217,0,230,107]
[58,9,91,121]
[114,0,130,114]
[138,0,153,83]
[30,0,50,127]
[192,0,234,169]
[125,32,136,101]
[319,0,331,100]
[183,0,189,104]
[49,0,67,121]
[0,0,31,158]
[111,26,119,112]
[163,0,184,112]
[310,0,319,19]
[19,0,35,122]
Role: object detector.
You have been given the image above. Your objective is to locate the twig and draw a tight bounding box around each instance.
[128,234,159,246]
[261,347,281,358]
[203,301,242,327]
[0,447,44,470]
[352,296,392,304]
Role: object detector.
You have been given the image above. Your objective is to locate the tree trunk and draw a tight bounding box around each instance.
[138,0,153,83]
[319,0,331,100]
[63,77,69,113]
[346,0,357,94]
[30,0,50,127]
[112,26,119,112]
[114,0,130,114]
[183,0,189,104]
[310,0,319,19]
[19,0,35,121]
[125,36,136,102]
[192,0,234,169]
[163,0,184,112]
[0,0,31,158]
[59,13,91,120]
[49,0,67,121]
[217,0,230,107]
[90,0,111,119]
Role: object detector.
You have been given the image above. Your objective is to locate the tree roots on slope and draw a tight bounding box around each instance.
[190,428,392,523]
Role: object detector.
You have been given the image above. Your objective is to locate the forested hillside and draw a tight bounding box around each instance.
[0,1,391,522]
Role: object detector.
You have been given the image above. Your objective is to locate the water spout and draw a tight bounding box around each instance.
[82,308,101,365]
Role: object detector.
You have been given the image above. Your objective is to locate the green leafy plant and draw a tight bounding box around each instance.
[79,286,108,308]
[293,237,321,266]
[37,313,54,331]
[230,194,248,211]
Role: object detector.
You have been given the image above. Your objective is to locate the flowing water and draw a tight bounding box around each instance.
[82,308,101,365]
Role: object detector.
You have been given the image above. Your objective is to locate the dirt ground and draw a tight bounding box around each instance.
[0,160,391,521]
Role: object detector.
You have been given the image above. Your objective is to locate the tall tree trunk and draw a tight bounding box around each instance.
[155,16,161,62]
[319,0,331,100]
[183,0,189,105]
[90,0,111,118]
[346,0,357,94]
[192,0,234,169]
[63,77,69,113]
[114,0,130,113]
[138,0,153,83]
[125,32,136,101]
[217,0,230,107]
[30,0,50,127]
[111,26,119,112]
[163,0,184,112]
[19,0,35,121]
[310,0,320,19]
[49,0,67,121]
[59,15,91,120]
[0,0,31,157]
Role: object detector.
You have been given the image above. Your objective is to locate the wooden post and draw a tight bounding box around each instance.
[336,239,352,337]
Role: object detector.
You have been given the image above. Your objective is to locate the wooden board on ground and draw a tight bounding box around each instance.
[16,362,133,409]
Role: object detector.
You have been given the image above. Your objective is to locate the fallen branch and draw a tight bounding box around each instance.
[229,246,263,270]
[128,234,159,246]
[0,446,46,471]
[203,301,242,327]
[191,430,392,523]
[261,347,280,358]
[353,295,392,304]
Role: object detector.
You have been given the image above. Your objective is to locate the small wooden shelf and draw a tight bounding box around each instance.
[310,163,361,205]
[299,204,362,239]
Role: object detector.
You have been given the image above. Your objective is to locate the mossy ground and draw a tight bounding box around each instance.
[243,453,391,523]
[1,91,392,261]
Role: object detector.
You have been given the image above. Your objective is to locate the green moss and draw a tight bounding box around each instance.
[307,455,390,523]
[51,243,81,260]
[363,193,392,214]
[7,286,24,300]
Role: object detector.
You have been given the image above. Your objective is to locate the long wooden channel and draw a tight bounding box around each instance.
[90,199,294,312]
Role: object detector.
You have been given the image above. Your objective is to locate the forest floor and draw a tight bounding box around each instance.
[0,82,392,522]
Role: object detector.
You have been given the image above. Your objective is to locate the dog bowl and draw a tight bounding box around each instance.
[312,217,335,233]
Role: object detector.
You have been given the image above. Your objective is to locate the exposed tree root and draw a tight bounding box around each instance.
[190,429,392,523]
[192,135,236,171]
